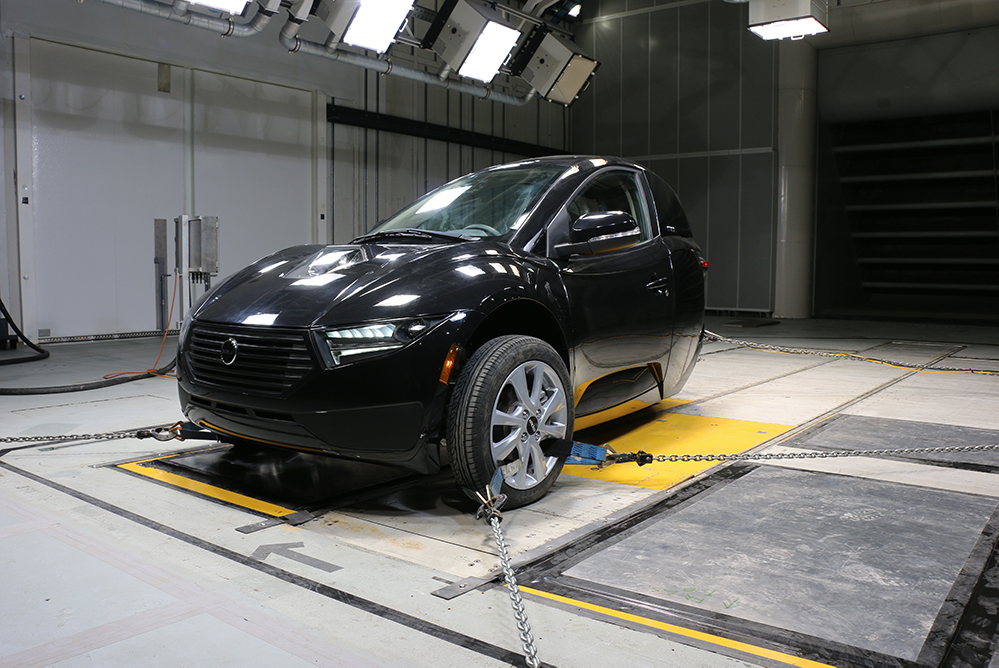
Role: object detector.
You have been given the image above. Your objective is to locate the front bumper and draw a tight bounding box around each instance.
[176,315,474,473]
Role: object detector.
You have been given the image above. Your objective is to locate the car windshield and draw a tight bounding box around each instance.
[366,163,568,241]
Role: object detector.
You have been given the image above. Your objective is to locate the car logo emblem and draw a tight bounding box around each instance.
[220,338,239,366]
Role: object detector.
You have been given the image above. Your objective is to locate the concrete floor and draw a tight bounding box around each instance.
[1,315,998,667]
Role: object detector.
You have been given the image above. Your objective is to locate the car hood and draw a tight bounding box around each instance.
[194,242,539,328]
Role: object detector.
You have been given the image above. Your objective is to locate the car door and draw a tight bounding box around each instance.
[549,169,677,416]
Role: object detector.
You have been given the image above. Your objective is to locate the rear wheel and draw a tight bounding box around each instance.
[447,335,572,509]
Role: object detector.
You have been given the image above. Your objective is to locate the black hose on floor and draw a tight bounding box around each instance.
[0,359,177,395]
[0,294,178,394]
[0,294,50,366]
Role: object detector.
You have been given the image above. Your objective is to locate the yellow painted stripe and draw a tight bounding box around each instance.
[117,461,296,517]
[520,586,834,668]
[124,446,223,467]
[567,410,793,491]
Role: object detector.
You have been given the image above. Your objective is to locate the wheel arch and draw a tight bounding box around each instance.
[465,298,570,371]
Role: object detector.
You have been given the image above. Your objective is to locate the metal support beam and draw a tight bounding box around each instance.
[327,104,561,158]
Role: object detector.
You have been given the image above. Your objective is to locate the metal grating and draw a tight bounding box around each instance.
[188,323,315,396]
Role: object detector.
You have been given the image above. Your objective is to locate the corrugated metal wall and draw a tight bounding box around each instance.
[330,37,567,244]
[571,0,778,312]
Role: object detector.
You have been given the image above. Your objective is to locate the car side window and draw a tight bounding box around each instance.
[566,171,651,242]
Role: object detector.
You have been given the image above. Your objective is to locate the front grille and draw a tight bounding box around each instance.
[188,323,315,396]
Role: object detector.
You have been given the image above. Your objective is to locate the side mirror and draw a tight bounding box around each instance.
[554,211,641,258]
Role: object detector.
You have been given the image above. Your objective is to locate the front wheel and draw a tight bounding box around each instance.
[446,335,573,509]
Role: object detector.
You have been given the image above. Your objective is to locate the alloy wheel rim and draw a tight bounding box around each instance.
[489,359,568,490]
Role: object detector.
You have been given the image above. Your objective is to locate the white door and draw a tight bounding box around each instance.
[23,40,316,338]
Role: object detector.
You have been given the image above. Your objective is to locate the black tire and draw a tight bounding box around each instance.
[447,335,573,509]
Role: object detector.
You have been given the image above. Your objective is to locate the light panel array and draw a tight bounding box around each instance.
[316,0,413,54]
[187,0,249,13]
[422,0,521,84]
[316,0,600,103]
[748,0,828,40]
[510,28,598,106]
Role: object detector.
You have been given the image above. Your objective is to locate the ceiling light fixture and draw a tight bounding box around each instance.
[315,0,414,54]
[422,0,522,84]
[187,0,250,14]
[748,0,828,40]
[509,27,598,105]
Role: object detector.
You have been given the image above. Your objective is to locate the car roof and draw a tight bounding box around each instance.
[490,155,646,177]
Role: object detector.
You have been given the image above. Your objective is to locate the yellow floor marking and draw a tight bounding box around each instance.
[117,461,296,517]
[565,407,793,490]
[574,397,689,431]
[521,587,834,668]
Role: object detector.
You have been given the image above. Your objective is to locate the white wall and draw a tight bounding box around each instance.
[9,37,317,338]
[29,40,187,336]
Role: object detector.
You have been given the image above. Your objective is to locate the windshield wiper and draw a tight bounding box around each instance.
[351,229,473,244]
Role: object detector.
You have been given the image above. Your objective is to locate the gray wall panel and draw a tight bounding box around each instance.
[576,1,778,311]
[593,18,622,157]
[677,3,710,154]
[333,124,364,243]
[572,23,596,155]
[648,159,679,193]
[707,155,740,307]
[426,139,450,194]
[648,8,678,157]
[738,152,775,310]
[599,0,627,17]
[507,97,539,146]
[621,15,650,157]
[546,97,568,150]
[741,27,775,149]
[676,156,709,249]
[708,2,741,152]
[818,24,999,124]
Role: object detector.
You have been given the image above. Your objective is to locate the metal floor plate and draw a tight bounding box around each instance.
[560,465,996,662]
[787,414,999,471]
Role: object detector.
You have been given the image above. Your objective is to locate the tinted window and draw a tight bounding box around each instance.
[371,163,568,240]
[566,171,651,241]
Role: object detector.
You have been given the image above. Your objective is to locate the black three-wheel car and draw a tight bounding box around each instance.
[177,156,706,508]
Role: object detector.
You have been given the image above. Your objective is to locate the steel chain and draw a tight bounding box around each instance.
[489,514,541,668]
[1,422,186,445]
[631,443,999,465]
[0,432,136,443]
[704,330,999,375]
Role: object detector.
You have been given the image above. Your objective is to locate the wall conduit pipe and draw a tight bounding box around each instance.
[89,0,282,38]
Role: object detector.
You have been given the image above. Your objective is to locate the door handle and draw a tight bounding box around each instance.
[646,276,669,291]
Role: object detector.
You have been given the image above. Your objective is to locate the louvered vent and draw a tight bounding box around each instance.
[188,323,314,396]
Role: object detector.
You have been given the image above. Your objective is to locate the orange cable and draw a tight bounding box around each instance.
[103,272,179,380]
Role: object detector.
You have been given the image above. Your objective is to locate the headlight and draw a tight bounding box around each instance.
[317,317,446,367]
